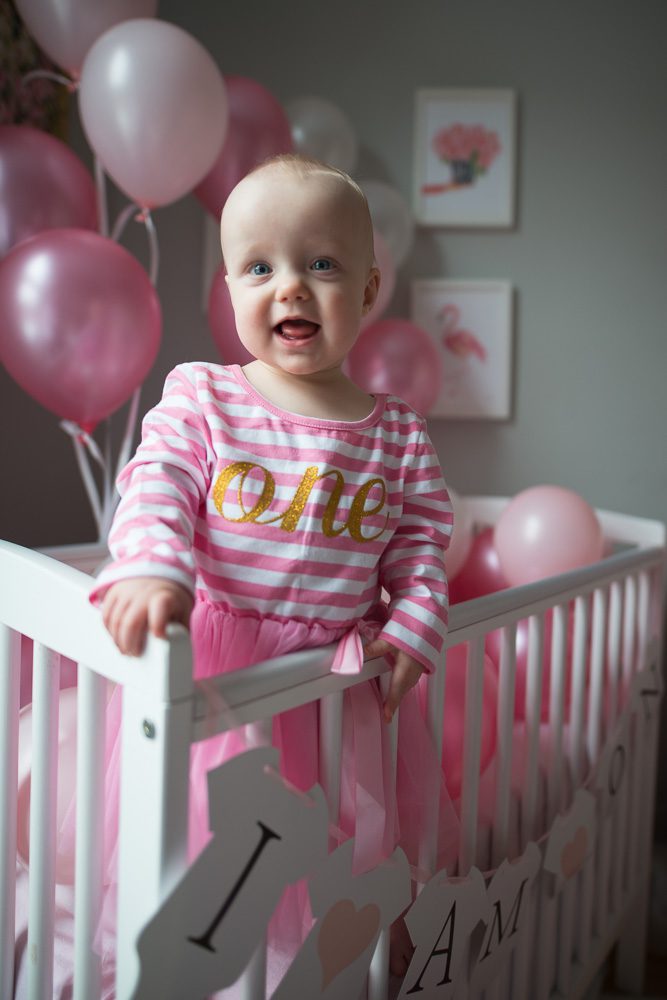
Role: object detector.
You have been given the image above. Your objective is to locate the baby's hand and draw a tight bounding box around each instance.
[363,637,425,724]
[101,577,194,656]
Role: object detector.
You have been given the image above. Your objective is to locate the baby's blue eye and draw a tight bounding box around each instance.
[251,262,271,276]
[312,258,333,271]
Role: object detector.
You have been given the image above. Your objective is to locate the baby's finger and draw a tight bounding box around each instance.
[147,590,185,639]
[383,656,423,723]
[117,601,150,657]
[363,637,394,661]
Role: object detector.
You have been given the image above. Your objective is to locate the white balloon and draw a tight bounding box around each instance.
[444,488,473,581]
[360,180,415,268]
[14,0,158,75]
[286,97,358,174]
[79,19,227,208]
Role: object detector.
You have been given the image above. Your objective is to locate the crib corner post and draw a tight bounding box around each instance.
[114,665,193,999]
[614,881,649,994]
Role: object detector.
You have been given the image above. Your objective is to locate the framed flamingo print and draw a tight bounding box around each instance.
[411,279,514,419]
[413,89,517,227]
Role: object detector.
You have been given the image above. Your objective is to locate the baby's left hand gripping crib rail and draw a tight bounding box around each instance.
[0,539,197,1000]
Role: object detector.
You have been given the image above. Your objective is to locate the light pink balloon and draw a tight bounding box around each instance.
[360,231,396,331]
[348,318,442,415]
[207,264,254,366]
[449,527,509,604]
[440,644,498,798]
[495,485,604,587]
[14,0,158,76]
[0,125,97,257]
[195,75,294,219]
[0,228,161,430]
[79,19,227,208]
[444,487,473,581]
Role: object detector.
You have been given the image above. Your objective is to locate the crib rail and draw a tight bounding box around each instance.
[1,498,665,1000]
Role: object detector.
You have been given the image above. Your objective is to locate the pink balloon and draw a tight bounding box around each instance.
[485,608,575,722]
[0,229,161,430]
[449,527,509,603]
[0,125,97,257]
[79,19,227,208]
[14,0,158,76]
[207,264,254,366]
[495,485,604,587]
[360,231,396,331]
[440,644,498,799]
[195,76,294,219]
[348,318,442,415]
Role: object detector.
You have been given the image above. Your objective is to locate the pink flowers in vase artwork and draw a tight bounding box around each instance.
[424,123,501,194]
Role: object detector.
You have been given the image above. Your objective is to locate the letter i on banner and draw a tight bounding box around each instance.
[132,748,329,999]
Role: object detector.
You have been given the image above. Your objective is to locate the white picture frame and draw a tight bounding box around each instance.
[411,279,514,420]
[413,88,517,228]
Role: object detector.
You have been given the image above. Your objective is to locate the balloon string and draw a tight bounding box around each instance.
[142,210,160,287]
[111,202,138,243]
[94,158,109,238]
[21,68,78,93]
[59,426,103,534]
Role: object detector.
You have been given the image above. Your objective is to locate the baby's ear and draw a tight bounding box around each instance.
[362,266,381,315]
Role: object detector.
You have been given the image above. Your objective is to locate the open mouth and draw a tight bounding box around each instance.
[275,319,320,342]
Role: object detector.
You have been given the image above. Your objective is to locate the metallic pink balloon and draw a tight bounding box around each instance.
[348,318,442,415]
[14,0,158,76]
[207,265,254,366]
[449,527,509,603]
[195,76,293,219]
[0,229,161,430]
[0,125,97,257]
[79,19,227,208]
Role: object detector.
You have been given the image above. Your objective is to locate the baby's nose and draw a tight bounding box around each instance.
[276,271,310,301]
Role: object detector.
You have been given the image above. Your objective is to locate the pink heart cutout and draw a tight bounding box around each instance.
[318,899,381,990]
[560,826,589,879]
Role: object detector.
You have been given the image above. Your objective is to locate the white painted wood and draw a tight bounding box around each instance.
[26,642,60,1000]
[547,604,567,822]
[0,624,20,1000]
[73,666,107,1000]
[569,596,590,784]
[420,654,446,879]
[493,622,516,865]
[459,639,485,874]
[523,614,544,845]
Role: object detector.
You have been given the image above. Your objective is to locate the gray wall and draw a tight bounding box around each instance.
[2,0,666,828]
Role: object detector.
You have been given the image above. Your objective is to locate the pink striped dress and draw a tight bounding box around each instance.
[89,363,457,964]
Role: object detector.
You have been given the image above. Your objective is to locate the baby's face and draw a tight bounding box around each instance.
[221,166,379,379]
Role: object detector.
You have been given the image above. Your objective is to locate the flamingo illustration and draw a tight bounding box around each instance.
[439,305,487,361]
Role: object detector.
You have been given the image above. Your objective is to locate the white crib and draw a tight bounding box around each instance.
[0,496,664,1000]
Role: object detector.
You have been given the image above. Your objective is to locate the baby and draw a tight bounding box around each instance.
[93,154,453,975]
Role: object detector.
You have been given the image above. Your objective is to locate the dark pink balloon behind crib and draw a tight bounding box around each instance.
[0,125,98,258]
[0,229,161,430]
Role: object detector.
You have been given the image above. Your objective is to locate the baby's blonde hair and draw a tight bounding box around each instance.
[244,153,376,264]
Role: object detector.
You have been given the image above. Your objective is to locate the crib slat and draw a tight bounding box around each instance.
[26,642,61,1000]
[606,581,623,729]
[547,604,568,822]
[420,657,446,878]
[319,690,344,836]
[621,575,637,704]
[73,666,107,1000]
[523,614,544,845]
[587,587,607,765]
[569,595,590,783]
[459,639,485,874]
[0,624,20,1000]
[493,622,516,866]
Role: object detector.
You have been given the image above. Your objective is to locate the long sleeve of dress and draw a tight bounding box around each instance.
[89,366,214,604]
[376,427,452,672]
